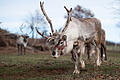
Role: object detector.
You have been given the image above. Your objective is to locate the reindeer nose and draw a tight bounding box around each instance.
[52,51,56,56]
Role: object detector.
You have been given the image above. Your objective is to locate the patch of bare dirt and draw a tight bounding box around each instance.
[0,63,70,79]
[0,63,120,80]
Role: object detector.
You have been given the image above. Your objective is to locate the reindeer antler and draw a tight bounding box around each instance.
[40,2,54,34]
[35,27,48,39]
[62,6,72,33]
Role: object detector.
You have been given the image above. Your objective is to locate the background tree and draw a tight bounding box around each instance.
[113,0,120,46]
[22,10,47,39]
[114,0,120,27]
[65,5,94,19]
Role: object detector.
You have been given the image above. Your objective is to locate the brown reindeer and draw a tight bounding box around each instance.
[86,29,107,61]
[100,29,107,61]
[71,29,107,62]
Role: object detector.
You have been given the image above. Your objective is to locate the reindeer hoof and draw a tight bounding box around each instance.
[103,60,107,63]
[97,60,101,66]
[73,69,80,74]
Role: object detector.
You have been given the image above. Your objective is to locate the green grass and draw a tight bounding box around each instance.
[107,45,120,51]
[0,49,120,80]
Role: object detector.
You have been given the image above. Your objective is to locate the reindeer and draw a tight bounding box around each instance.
[16,35,29,55]
[71,29,107,64]
[72,28,107,61]
[86,29,107,61]
[36,2,102,74]
[100,29,107,61]
[72,39,86,73]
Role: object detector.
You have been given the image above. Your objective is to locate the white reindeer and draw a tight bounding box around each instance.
[16,35,29,55]
[36,2,102,74]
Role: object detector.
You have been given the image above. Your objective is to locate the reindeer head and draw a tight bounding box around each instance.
[36,2,72,58]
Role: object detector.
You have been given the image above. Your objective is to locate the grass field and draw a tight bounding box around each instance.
[0,46,120,80]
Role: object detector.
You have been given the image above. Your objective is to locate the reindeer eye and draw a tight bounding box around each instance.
[60,41,63,44]
[50,39,55,44]
[51,39,54,42]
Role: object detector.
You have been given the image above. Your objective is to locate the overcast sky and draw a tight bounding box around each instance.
[0,0,120,43]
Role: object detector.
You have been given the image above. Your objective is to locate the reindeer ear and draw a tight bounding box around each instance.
[62,35,67,41]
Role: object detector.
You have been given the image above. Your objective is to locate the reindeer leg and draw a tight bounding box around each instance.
[96,47,101,66]
[73,57,79,74]
[24,47,26,55]
[94,34,101,66]
[100,45,104,61]
[79,45,85,69]
[104,46,107,61]
[85,44,90,60]
[87,46,90,60]
[73,50,80,74]
[21,45,22,55]
[18,44,20,56]
[101,44,107,62]
[71,50,76,62]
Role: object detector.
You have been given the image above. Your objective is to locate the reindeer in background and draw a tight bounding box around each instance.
[16,35,29,55]
[86,29,107,61]
[100,29,107,61]
[72,29,107,64]
[36,2,102,74]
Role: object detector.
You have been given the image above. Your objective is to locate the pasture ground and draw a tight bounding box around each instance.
[0,46,120,80]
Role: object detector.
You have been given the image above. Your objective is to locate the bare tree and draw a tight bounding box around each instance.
[65,5,94,19]
[113,0,120,46]
[25,10,47,39]
[114,0,120,14]
[114,0,120,27]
